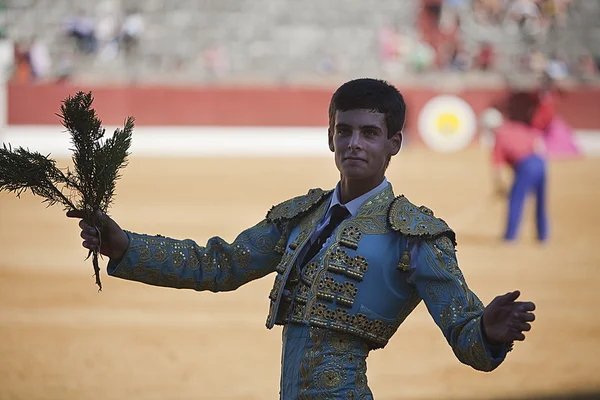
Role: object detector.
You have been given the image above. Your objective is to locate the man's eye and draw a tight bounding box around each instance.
[364,130,377,136]
[337,129,350,135]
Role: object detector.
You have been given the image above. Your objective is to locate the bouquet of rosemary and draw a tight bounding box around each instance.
[0,91,134,291]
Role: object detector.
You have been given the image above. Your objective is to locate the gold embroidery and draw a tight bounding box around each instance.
[180,277,195,288]
[162,273,178,287]
[354,358,368,390]
[388,195,455,243]
[275,252,293,274]
[339,225,362,249]
[172,251,184,268]
[218,273,238,291]
[187,251,200,270]
[199,252,213,274]
[324,247,368,281]
[152,247,167,263]
[420,239,502,371]
[433,236,464,281]
[299,328,326,399]
[232,243,251,269]
[269,275,285,300]
[316,274,358,308]
[138,246,151,262]
[316,365,347,391]
[133,263,145,277]
[266,188,333,223]
[298,328,372,398]
[307,303,396,349]
[146,268,161,283]
[419,205,434,216]
[397,248,411,272]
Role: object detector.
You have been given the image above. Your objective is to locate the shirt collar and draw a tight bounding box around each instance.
[328,177,390,217]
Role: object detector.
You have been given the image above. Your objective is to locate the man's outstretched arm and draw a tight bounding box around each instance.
[408,236,535,371]
[68,210,283,292]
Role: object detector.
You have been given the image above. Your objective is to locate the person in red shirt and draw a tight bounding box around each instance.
[492,120,548,242]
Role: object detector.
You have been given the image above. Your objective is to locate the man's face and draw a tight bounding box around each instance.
[328,109,402,183]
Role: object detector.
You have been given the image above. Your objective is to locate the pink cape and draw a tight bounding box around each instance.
[543,118,582,159]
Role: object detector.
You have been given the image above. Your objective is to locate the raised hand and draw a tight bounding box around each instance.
[66,209,129,261]
[483,290,536,343]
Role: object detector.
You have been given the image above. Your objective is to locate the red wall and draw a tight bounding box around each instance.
[8,82,600,130]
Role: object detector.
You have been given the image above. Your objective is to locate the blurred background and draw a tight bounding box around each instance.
[0,0,599,399]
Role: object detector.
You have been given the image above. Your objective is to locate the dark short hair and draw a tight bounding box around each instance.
[328,78,406,138]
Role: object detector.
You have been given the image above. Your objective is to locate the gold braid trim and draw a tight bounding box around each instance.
[267,188,332,255]
[388,195,457,246]
[266,188,333,224]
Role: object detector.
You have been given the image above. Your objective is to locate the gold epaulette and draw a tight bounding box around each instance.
[388,195,456,246]
[266,188,333,224]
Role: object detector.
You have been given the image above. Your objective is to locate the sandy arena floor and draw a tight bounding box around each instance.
[1,148,599,400]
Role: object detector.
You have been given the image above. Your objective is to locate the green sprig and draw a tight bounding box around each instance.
[0,91,134,291]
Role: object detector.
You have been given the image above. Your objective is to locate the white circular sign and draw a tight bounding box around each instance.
[418,95,477,152]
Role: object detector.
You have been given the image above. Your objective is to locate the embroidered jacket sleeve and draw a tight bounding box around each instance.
[106,219,283,292]
[408,236,509,372]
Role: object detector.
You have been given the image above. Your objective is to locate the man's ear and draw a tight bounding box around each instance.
[389,131,402,155]
[328,128,335,152]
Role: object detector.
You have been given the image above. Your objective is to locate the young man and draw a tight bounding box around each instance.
[492,118,548,242]
[69,78,536,399]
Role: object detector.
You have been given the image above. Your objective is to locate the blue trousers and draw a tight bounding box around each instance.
[505,155,548,241]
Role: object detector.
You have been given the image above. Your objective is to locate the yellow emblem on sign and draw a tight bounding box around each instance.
[418,95,477,152]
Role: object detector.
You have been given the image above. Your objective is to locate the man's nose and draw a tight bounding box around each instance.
[348,131,362,149]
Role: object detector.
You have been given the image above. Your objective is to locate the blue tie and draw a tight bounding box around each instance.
[301,204,349,267]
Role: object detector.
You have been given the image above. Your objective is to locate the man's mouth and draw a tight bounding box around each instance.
[344,156,366,162]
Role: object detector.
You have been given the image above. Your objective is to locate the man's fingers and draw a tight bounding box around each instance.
[80,230,99,243]
[498,290,521,303]
[68,209,108,223]
[66,210,84,219]
[517,302,536,312]
[511,322,531,332]
[95,209,108,222]
[517,312,536,322]
[513,332,526,341]
[78,220,94,231]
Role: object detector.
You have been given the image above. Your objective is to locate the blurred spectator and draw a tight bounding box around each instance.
[539,0,572,29]
[472,0,505,25]
[204,44,230,80]
[442,38,471,71]
[0,3,6,39]
[316,54,338,76]
[379,25,413,76]
[573,52,598,82]
[12,41,31,83]
[408,39,436,73]
[439,0,467,34]
[379,25,400,64]
[545,51,569,80]
[56,48,75,83]
[95,10,119,62]
[28,36,51,80]
[120,9,144,58]
[65,10,97,54]
[506,0,543,41]
[475,41,496,71]
[528,48,547,75]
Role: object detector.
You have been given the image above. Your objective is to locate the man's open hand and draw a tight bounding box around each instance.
[483,290,536,343]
